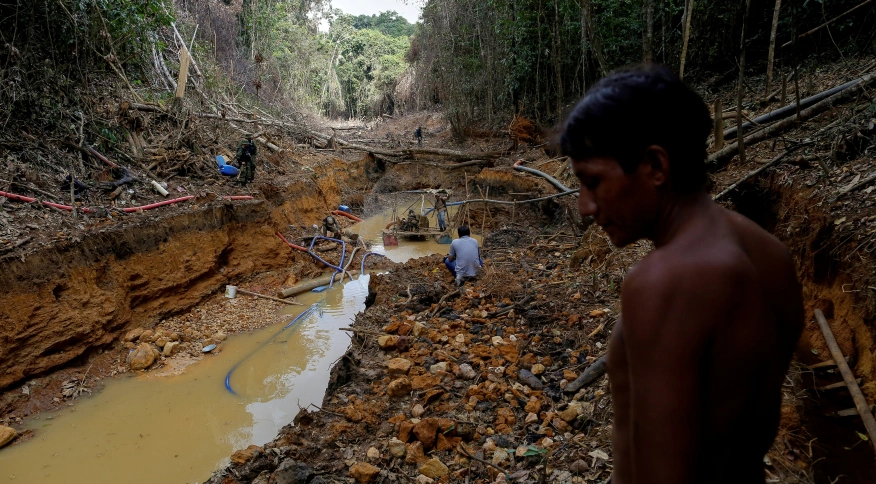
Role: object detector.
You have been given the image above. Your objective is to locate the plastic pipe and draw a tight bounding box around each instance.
[725,76,867,141]
[423,190,578,215]
[307,236,346,272]
[332,210,363,222]
[360,252,387,275]
[513,161,574,193]
[224,302,321,395]
[151,180,169,196]
[1,191,252,214]
[276,231,309,252]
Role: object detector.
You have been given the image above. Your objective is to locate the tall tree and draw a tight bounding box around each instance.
[679,0,695,79]
[765,0,782,97]
[643,0,655,62]
[736,0,752,164]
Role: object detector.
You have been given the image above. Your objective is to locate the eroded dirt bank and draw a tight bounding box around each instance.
[0,166,349,392]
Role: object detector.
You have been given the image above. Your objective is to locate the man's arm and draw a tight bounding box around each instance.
[447,241,457,262]
[621,256,743,483]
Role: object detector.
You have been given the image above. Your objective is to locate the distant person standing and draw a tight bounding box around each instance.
[235,135,257,186]
[435,190,449,231]
[444,225,483,286]
[415,126,423,147]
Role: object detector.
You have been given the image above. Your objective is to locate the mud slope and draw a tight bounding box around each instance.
[0,175,342,391]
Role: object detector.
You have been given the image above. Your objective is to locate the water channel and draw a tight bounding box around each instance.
[0,211,469,483]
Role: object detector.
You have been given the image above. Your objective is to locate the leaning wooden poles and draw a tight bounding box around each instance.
[814,309,876,456]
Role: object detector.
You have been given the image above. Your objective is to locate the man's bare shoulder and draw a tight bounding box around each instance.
[626,242,753,296]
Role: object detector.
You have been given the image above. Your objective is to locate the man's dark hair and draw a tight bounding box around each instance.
[458,225,471,237]
[560,64,712,193]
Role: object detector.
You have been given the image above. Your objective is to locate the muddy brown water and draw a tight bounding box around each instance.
[0,211,474,483]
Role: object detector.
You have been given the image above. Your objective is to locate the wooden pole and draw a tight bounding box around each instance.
[781,70,787,105]
[643,0,655,62]
[736,0,751,165]
[679,0,695,80]
[814,309,876,456]
[175,45,191,99]
[765,0,782,97]
[235,288,303,306]
[792,1,801,121]
[781,0,874,49]
[714,98,725,150]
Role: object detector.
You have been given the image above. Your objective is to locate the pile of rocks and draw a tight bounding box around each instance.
[206,246,634,483]
[121,326,227,371]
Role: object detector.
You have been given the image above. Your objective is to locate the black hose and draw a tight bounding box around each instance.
[725,76,866,141]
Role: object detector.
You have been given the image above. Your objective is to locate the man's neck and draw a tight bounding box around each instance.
[650,191,712,248]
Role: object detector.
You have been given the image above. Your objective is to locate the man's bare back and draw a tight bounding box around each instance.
[608,196,802,483]
[560,66,804,483]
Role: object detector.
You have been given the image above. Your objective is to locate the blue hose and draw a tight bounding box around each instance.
[223,302,321,395]
[307,236,346,272]
[360,252,387,275]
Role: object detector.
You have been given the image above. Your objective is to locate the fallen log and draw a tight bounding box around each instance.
[724,75,872,141]
[709,71,876,167]
[278,271,359,298]
[713,150,791,201]
[814,309,876,456]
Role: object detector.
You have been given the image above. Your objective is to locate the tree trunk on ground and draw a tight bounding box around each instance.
[765,0,782,97]
[680,0,695,79]
[643,0,655,62]
[736,0,751,165]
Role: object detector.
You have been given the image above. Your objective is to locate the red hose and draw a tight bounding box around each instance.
[0,190,94,212]
[276,231,309,252]
[0,191,36,203]
[332,210,363,223]
[1,191,254,214]
[122,196,195,213]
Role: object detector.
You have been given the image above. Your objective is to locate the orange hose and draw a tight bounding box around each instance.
[276,231,309,252]
[332,210,363,222]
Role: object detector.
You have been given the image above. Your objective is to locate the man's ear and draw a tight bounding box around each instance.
[642,145,670,187]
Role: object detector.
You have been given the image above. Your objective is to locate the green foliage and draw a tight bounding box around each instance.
[334,28,409,117]
[0,0,173,131]
[410,0,875,126]
[350,11,416,38]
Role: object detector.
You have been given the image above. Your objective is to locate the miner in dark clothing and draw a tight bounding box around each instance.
[235,135,257,186]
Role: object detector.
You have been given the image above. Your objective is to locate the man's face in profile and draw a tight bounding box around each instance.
[572,155,660,247]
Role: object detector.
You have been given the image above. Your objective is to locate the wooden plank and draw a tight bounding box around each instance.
[814,309,876,455]
[817,378,861,391]
[175,45,190,99]
[832,405,876,418]
[808,356,850,369]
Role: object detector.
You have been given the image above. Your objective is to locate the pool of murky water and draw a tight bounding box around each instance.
[0,208,474,483]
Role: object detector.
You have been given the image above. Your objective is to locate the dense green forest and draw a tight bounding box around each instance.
[0,0,874,130]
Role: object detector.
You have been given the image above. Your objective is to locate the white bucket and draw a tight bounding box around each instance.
[224,285,237,298]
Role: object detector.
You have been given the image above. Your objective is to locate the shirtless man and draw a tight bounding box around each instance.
[560,65,803,483]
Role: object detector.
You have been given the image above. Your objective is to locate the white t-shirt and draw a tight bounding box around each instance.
[449,236,481,278]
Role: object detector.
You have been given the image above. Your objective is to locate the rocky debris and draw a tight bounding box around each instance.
[0,425,17,448]
[231,444,262,465]
[388,437,407,457]
[386,358,412,376]
[271,459,313,484]
[208,247,638,483]
[349,462,380,483]
[419,458,449,478]
[387,377,412,397]
[127,342,155,370]
[162,341,180,357]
